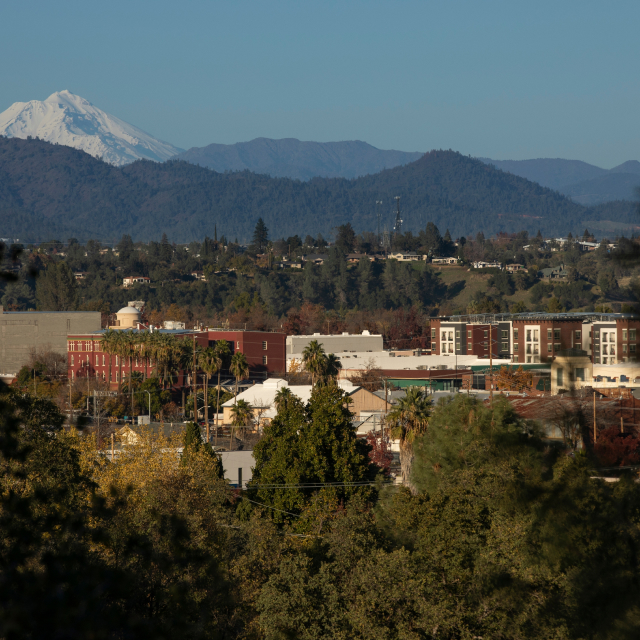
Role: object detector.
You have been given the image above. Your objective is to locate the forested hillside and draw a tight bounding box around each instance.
[0,136,635,243]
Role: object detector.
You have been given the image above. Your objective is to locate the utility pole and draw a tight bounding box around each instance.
[593,391,597,443]
[111,432,115,463]
[192,334,197,420]
[489,326,493,404]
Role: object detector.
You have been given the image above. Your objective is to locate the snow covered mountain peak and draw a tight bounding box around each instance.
[0,91,182,166]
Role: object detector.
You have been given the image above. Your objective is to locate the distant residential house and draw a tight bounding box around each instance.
[302,254,326,265]
[389,252,422,262]
[280,258,302,269]
[123,276,150,288]
[577,241,599,251]
[345,253,375,263]
[506,264,527,273]
[472,261,503,270]
[74,271,87,280]
[431,257,459,265]
[539,264,568,279]
[191,271,207,282]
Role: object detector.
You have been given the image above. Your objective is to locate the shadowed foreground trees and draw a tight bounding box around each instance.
[3,386,640,638]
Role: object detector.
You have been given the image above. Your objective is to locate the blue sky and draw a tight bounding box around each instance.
[1,0,639,167]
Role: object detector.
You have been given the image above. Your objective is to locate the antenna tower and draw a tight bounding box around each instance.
[382,226,391,254]
[376,200,383,246]
[393,196,402,237]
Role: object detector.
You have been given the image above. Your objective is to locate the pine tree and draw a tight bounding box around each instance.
[251,218,269,253]
[35,263,78,311]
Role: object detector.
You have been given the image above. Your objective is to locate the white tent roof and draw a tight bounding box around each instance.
[222,378,358,420]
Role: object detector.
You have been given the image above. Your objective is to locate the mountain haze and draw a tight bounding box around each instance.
[176,138,424,180]
[0,137,636,243]
[479,156,640,205]
[0,91,183,166]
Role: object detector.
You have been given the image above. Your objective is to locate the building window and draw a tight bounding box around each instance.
[455,330,460,339]
[547,329,552,340]
[468,342,473,350]
[116,356,119,366]
[432,328,436,339]
[631,345,637,354]
[484,342,488,350]
[526,329,531,342]
[116,372,119,382]
[262,356,268,365]
[623,344,628,353]
[456,342,461,351]
[448,344,453,353]
[594,330,600,339]
[448,331,453,340]
[554,343,561,351]
[575,330,581,340]
[237,341,240,349]
[575,368,585,381]
[603,357,608,364]
[468,330,472,338]
[631,329,637,341]
[602,333,608,343]
[623,329,628,341]
[484,330,488,338]
[71,355,74,366]
[554,329,560,340]
[603,345,608,355]
[547,344,552,353]
[262,341,268,350]
[557,369,563,386]
[611,345,616,355]
[71,370,75,380]
[96,356,99,366]
[103,355,105,365]
[441,332,446,341]
[501,330,508,339]
[502,342,508,351]
[513,329,519,340]
[513,356,519,363]
[514,342,518,351]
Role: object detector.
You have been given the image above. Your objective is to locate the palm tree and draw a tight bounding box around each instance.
[274,386,294,412]
[199,346,219,443]
[230,398,253,450]
[213,340,231,445]
[302,339,326,387]
[318,353,342,385]
[230,351,249,404]
[121,371,144,395]
[101,329,118,390]
[386,386,432,493]
[122,331,138,415]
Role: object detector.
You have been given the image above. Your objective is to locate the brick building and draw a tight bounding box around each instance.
[431,312,640,366]
[67,310,286,388]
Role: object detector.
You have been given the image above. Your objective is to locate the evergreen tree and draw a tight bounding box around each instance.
[160,233,173,261]
[35,262,77,311]
[249,384,374,524]
[335,223,356,253]
[252,218,269,253]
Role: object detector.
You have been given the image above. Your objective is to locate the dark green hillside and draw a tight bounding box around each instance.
[0,137,632,242]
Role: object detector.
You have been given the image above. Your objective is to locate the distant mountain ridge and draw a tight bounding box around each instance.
[0,136,636,244]
[0,90,183,166]
[479,157,640,205]
[176,138,424,180]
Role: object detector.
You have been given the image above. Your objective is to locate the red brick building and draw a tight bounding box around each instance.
[67,329,286,389]
[431,313,640,366]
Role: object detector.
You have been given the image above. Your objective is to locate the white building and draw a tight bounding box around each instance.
[286,331,383,357]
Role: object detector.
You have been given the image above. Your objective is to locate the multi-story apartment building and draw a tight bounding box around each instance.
[431,312,640,366]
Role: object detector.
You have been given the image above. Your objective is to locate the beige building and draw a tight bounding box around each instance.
[109,306,141,329]
[551,349,592,394]
[0,305,101,376]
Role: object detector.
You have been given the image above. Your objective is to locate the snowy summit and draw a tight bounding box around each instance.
[0,90,182,166]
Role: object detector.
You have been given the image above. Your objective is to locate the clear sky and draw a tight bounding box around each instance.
[1,0,639,167]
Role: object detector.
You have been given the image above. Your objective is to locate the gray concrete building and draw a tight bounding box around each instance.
[0,306,101,375]
[286,331,384,357]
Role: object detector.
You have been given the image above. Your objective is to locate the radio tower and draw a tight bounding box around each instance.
[393,196,402,237]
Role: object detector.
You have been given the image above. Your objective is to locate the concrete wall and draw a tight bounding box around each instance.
[286,333,383,356]
[0,306,101,375]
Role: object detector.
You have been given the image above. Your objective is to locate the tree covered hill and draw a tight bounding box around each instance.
[0,136,635,243]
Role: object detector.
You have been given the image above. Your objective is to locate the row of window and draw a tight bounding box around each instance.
[68,341,101,352]
[71,355,270,367]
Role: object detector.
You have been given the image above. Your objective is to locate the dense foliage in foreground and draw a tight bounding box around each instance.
[2,383,640,639]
